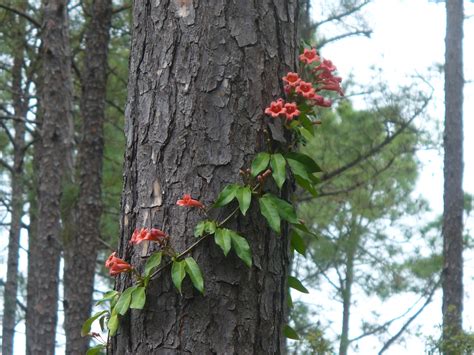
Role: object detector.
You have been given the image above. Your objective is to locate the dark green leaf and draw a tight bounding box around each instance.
[86,344,106,355]
[171,260,186,293]
[267,194,298,224]
[236,186,252,215]
[287,290,293,309]
[287,158,312,182]
[288,276,309,294]
[294,175,318,197]
[298,113,315,136]
[214,184,239,207]
[185,257,204,293]
[251,152,270,177]
[130,286,146,309]
[286,152,322,172]
[81,310,108,336]
[99,315,106,332]
[230,231,252,267]
[259,195,281,233]
[291,230,306,256]
[114,286,137,316]
[284,324,300,340]
[270,153,287,189]
[144,251,162,276]
[107,314,119,336]
[215,228,232,256]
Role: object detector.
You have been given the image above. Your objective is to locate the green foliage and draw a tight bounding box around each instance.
[171,260,186,293]
[144,251,163,277]
[184,257,204,294]
[251,152,271,177]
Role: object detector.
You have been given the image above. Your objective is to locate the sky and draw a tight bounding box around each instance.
[298,0,474,353]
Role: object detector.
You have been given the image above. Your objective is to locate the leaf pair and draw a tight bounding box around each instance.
[259,193,298,234]
[214,184,252,215]
[171,257,204,294]
[251,152,287,189]
[286,152,321,197]
[214,228,252,267]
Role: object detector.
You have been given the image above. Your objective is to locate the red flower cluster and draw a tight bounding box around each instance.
[176,194,204,208]
[105,252,133,276]
[264,98,300,121]
[130,227,168,245]
[264,46,343,122]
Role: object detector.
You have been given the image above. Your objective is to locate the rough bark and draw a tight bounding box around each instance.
[442,0,464,353]
[2,5,28,353]
[63,1,112,353]
[111,1,298,353]
[25,0,73,354]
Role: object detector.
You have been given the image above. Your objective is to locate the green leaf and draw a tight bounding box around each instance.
[205,220,217,234]
[114,286,137,316]
[270,153,287,189]
[81,310,108,336]
[287,158,312,182]
[288,276,309,294]
[215,228,232,256]
[86,344,106,355]
[214,184,239,207]
[230,231,252,267]
[107,314,119,336]
[284,324,300,340]
[194,221,206,238]
[290,230,306,256]
[267,194,298,224]
[99,315,106,332]
[259,195,281,233]
[294,175,318,197]
[194,220,217,238]
[286,152,322,173]
[130,286,146,309]
[96,290,119,306]
[185,257,204,293]
[171,260,186,293]
[298,113,315,136]
[287,290,293,309]
[236,186,252,215]
[144,251,162,276]
[251,152,270,177]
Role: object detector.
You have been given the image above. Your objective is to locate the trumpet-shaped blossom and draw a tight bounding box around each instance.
[314,59,337,72]
[296,81,316,99]
[312,94,332,108]
[130,227,168,245]
[282,72,301,87]
[176,194,205,208]
[284,102,300,120]
[265,99,286,118]
[299,48,319,64]
[105,252,133,276]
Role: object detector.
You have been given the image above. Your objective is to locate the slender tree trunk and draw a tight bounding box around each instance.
[25,0,73,353]
[2,5,27,353]
[339,229,358,355]
[111,1,298,353]
[63,1,112,353]
[442,0,464,353]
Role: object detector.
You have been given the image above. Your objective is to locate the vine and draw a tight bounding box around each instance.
[83,45,343,354]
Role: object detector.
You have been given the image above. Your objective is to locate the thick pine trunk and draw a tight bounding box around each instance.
[2,8,27,353]
[63,1,112,353]
[25,0,73,354]
[111,1,298,353]
[442,0,464,353]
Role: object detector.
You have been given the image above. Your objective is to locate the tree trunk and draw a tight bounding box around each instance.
[25,0,73,353]
[111,1,298,353]
[442,0,464,354]
[63,1,112,353]
[2,4,28,353]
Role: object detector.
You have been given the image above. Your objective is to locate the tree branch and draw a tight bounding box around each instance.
[0,4,40,28]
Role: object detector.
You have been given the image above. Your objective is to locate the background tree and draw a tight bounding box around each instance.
[62,1,113,354]
[0,0,31,353]
[442,0,464,353]
[111,1,297,353]
[25,0,74,353]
